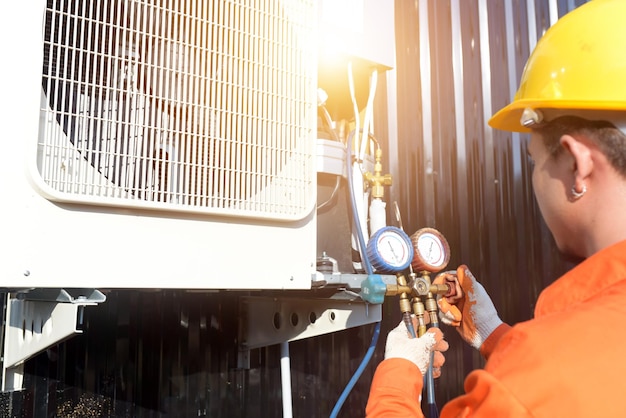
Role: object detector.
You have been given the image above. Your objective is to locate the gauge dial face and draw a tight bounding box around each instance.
[366,226,414,273]
[411,228,450,272]
[376,229,412,268]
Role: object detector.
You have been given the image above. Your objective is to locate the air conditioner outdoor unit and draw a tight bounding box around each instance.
[1,0,318,290]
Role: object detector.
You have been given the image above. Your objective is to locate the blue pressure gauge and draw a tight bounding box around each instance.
[366,226,414,273]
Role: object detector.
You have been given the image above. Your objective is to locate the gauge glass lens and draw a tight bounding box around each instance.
[377,231,411,267]
[417,232,446,267]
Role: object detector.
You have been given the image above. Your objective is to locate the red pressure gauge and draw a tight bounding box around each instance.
[410,228,450,273]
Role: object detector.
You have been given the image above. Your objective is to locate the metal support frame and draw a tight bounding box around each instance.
[1,289,106,391]
[237,294,382,368]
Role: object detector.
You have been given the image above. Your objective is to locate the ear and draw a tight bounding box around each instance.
[559,134,593,185]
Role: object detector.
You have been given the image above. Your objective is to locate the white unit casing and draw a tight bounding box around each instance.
[0,0,318,290]
[318,0,395,70]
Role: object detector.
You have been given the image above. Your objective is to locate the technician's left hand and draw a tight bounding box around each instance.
[433,265,503,350]
[384,320,449,378]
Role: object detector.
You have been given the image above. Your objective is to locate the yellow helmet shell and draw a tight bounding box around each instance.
[489,0,626,133]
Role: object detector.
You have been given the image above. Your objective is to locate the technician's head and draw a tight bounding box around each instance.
[488,0,626,258]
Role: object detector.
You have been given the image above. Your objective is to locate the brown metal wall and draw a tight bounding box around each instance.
[387,0,587,404]
[11,291,385,417]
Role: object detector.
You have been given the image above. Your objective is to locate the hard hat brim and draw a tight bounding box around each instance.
[489,100,626,133]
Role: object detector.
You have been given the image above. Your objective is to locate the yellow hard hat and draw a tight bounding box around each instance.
[489,0,626,133]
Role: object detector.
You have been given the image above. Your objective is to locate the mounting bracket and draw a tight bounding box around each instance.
[237,295,381,369]
[1,289,106,391]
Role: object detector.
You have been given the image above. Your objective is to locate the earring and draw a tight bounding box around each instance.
[571,184,587,200]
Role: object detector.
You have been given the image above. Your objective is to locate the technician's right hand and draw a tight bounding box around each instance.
[433,265,503,350]
[384,321,449,377]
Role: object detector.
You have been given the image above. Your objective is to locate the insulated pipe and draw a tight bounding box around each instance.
[369,198,387,236]
[281,341,293,418]
[352,164,369,252]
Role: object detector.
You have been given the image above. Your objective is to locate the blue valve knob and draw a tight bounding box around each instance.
[360,274,387,304]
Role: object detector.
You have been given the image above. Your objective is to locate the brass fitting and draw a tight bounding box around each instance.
[411,297,427,337]
[385,284,412,296]
[364,148,392,199]
[395,274,412,315]
[424,292,439,327]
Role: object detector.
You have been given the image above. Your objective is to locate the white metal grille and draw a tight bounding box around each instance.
[38,0,316,220]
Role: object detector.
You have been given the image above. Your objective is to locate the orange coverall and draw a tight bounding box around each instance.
[366,239,626,417]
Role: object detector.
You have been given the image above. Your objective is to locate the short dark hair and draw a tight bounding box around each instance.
[534,116,626,177]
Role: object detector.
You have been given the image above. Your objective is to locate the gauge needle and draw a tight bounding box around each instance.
[388,241,399,261]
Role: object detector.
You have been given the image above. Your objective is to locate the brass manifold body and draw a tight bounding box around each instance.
[386,273,451,298]
[388,272,454,336]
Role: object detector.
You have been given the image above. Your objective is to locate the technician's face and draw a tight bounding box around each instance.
[527,132,578,256]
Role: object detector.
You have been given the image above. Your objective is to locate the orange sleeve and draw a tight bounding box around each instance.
[439,370,532,417]
[479,323,512,360]
[366,358,424,418]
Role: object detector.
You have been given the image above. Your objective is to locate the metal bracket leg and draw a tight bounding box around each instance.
[1,290,105,392]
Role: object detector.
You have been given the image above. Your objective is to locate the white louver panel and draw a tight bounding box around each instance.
[38,0,316,220]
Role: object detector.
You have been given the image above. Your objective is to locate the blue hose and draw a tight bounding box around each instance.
[426,328,440,418]
[329,321,381,418]
[329,130,379,418]
[331,130,439,417]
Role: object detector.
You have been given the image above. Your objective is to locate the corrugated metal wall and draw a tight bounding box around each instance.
[9,291,384,417]
[2,1,593,417]
[387,0,587,406]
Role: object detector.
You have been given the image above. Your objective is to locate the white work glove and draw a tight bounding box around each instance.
[384,321,448,377]
[433,265,503,350]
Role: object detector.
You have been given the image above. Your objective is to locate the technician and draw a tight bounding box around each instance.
[366,0,626,416]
